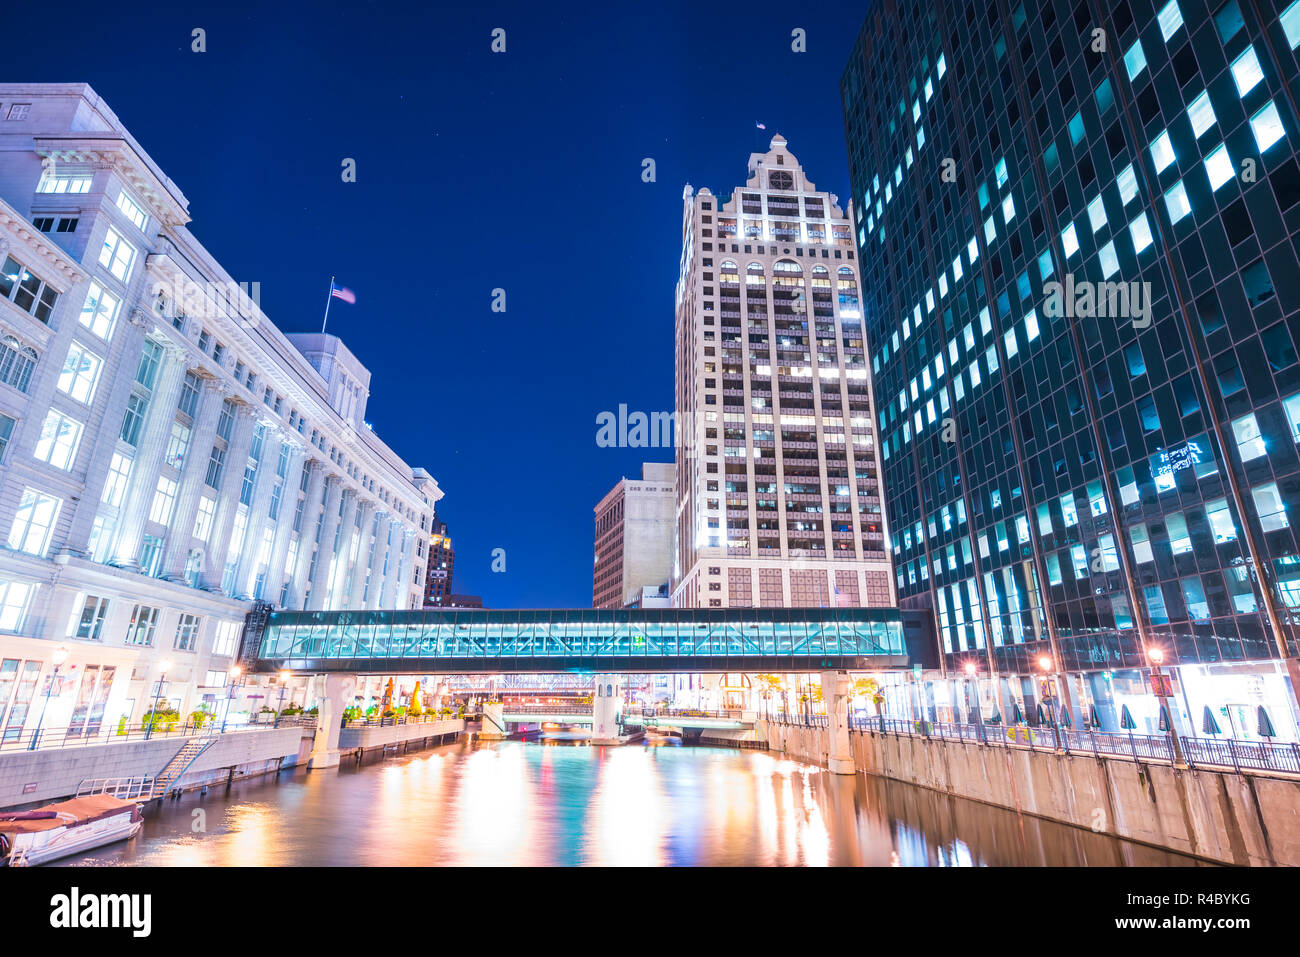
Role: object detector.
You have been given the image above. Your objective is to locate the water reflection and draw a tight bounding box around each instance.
[56,738,1210,867]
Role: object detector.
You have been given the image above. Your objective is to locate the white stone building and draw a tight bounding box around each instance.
[0,84,440,740]
[672,135,895,609]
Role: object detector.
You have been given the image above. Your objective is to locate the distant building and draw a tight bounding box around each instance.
[671,136,894,608]
[625,583,671,609]
[423,518,454,606]
[593,462,674,608]
[447,594,482,608]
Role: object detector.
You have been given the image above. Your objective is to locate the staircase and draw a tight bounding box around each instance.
[150,735,217,799]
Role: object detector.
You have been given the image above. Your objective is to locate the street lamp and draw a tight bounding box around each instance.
[29,645,70,751]
[1147,646,1186,766]
[963,661,981,732]
[274,669,290,728]
[146,659,172,740]
[221,665,243,733]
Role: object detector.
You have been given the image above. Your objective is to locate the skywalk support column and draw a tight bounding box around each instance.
[591,675,622,745]
[820,671,854,775]
[309,673,357,769]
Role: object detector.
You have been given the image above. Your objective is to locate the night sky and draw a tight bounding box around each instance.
[6,0,873,607]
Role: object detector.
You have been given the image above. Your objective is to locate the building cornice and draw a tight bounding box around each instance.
[34,135,191,228]
[0,200,89,289]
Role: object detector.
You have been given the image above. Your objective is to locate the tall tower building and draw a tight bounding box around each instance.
[593,462,674,608]
[423,518,454,607]
[841,0,1300,734]
[672,136,895,609]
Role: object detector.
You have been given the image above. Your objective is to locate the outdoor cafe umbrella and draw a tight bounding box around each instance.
[1202,706,1222,735]
[1088,704,1102,729]
[1258,706,1276,738]
[1011,701,1024,725]
[1120,704,1136,730]
[1059,705,1073,729]
[1036,702,1048,726]
[988,707,1001,725]
[382,677,394,712]
[1158,703,1172,732]
[409,680,422,713]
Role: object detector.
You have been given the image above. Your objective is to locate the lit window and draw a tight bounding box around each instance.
[1124,41,1147,80]
[967,236,979,264]
[1187,90,1216,139]
[33,410,83,470]
[995,158,1008,187]
[936,53,946,78]
[1232,413,1267,460]
[1002,194,1016,223]
[1252,482,1289,532]
[1099,241,1120,278]
[8,487,60,556]
[1060,493,1078,527]
[57,342,103,404]
[1087,195,1107,233]
[984,216,996,243]
[115,191,149,232]
[1129,212,1153,253]
[1204,144,1234,190]
[1151,130,1176,173]
[1165,180,1192,223]
[79,282,120,340]
[1207,499,1238,542]
[98,227,136,282]
[1250,101,1286,152]
[194,495,216,542]
[1024,310,1040,342]
[149,476,179,525]
[1230,47,1264,98]
[1061,222,1080,258]
[1117,164,1139,205]
[1158,0,1184,40]
[0,579,35,632]
[1004,328,1018,359]
[1284,0,1300,49]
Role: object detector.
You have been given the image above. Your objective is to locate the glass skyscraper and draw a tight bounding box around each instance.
[841,0,1300,738]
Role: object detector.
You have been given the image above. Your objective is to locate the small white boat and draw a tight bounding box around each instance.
[0,794,143,867]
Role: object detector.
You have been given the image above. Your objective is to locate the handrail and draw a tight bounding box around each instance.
[764,713,1300,776]
[0,719,296,755]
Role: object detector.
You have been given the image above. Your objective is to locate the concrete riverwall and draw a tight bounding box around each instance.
[337,719,464,755]
[756,720,1300,867]
[0,727,306,809]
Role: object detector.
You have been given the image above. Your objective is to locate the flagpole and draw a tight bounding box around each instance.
[322,275,334,335]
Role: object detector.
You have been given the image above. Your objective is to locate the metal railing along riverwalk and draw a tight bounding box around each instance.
[767,711,1300,775]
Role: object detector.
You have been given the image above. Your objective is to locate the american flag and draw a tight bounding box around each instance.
[330,281,356,304]
[756,122,767,130]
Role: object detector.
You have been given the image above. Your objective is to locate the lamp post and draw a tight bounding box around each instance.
[220,665,243,733]
[964,661,984,742]
[1038,655,1062,751]
[274,669,290,728]
[29,645,70,751]
[1147,646,1186,766]
[146,659,172,740]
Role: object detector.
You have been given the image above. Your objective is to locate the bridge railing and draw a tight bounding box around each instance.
[499,705,594,715]
[626,708,746,720]
[765,712,1300,776]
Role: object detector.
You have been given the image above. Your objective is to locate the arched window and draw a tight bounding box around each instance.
[0,334,39,393]
[745,263,766,286]
[773,259,803,274]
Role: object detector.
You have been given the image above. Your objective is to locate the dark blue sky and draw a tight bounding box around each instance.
[8,0,872,607]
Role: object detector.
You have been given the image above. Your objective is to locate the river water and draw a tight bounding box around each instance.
[54,736,1208,866]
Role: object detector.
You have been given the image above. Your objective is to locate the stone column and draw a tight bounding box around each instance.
[347,500,376,608]
[591,675,623,745]
[283,458,326,609]
[366,510,389,609]
[263,439,305,607]
[307,478,345,610]
[161,379,229,579]
[204,404,259,587]
[820,670,854,774]
[480,700,508,740]
[239,424,283,599]
[309,672,357,770]
[109,344,190,568]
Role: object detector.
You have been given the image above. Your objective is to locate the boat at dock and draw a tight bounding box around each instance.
[0,794,143,867]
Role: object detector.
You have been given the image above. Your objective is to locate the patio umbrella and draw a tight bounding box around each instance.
[382,677,394,712]
[1036,702,1047,726]
[1011,701,1024,725]
[1120,704,1136,730]
[1059,705,1073,729]
[988,707,1002,725]
[1158,704,1172,732]
[1257,706,1276,738]
[409,681,422,713]
[1087,704,1102,729]
[1202,706,1222,735]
